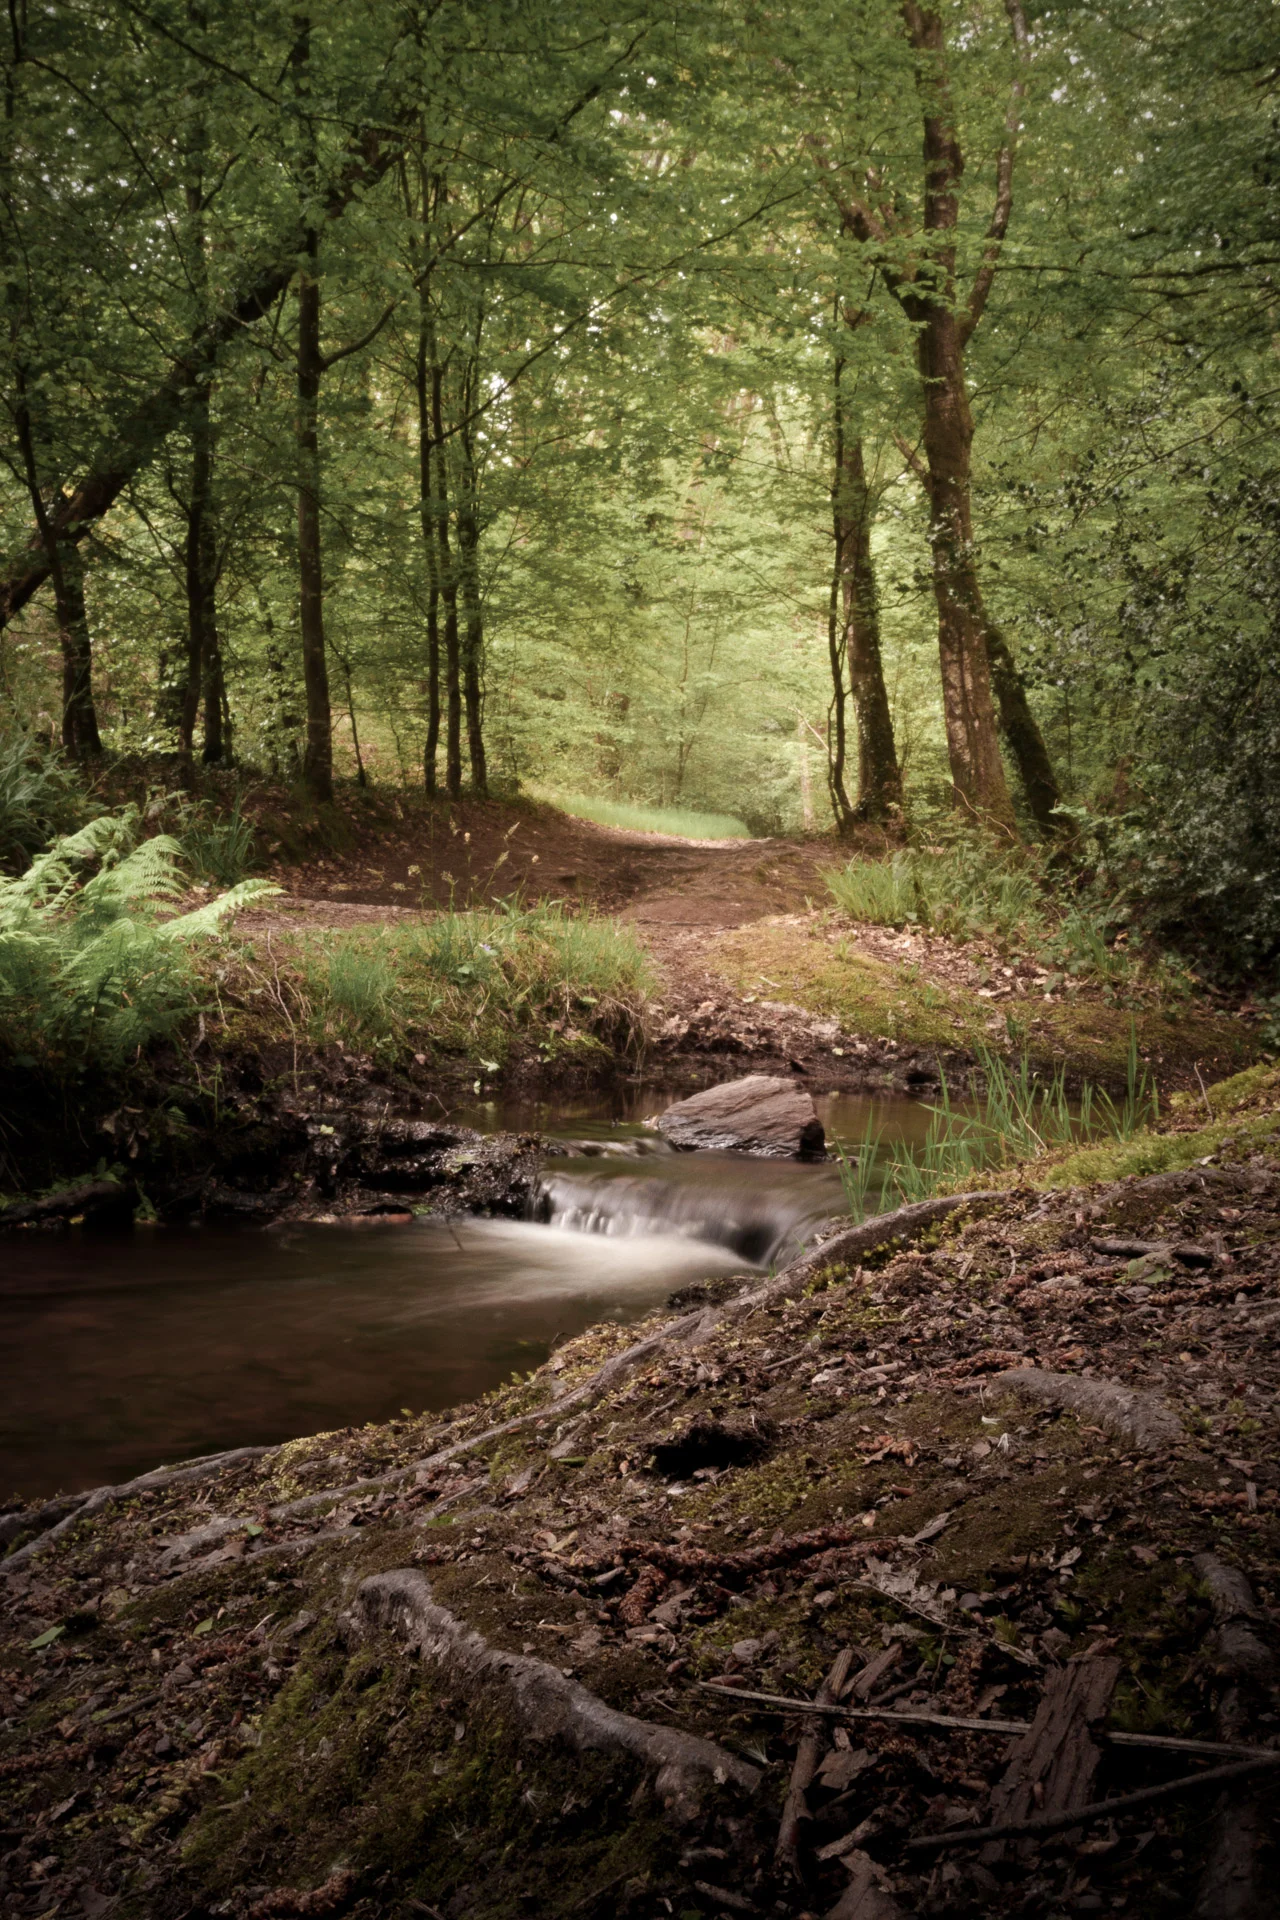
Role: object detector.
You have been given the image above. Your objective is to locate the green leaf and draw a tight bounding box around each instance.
[193,1617,215,1636]
[28,1624,65,1649]
[244,1522,265,1538]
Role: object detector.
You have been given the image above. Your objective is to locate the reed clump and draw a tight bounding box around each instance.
[836,1034,1159,1215]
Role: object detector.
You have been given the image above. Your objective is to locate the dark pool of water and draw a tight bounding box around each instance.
[0,1218,747,1502]
[1,1088,942,1503]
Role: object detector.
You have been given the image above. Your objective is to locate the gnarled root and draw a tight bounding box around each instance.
[1192,1556,1278,1920]
[354,1569,760,1821]
[989,1368,1182,1453]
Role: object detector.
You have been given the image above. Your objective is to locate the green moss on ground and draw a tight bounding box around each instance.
[708,916,1259,1083]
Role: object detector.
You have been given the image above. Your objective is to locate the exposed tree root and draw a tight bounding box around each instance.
[1192,1555,1279,1920]
[1,1445,273,1572]
[989,1367,1183,1452]
[353,1568,761,1819]
[33,1192,1000,1581]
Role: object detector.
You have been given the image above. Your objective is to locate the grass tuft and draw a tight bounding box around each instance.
[285,897,652,1060]
[537,790,751,841]
[836,1034,1159,1213]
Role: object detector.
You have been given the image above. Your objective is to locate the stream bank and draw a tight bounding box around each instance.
[3,1067,1279,1919]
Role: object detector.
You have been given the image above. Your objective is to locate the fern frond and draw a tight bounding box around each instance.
[159,879,280,941]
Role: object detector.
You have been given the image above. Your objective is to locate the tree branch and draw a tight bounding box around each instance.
[962,0,1029,343]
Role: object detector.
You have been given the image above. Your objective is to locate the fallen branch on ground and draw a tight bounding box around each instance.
[693,1683,1274,1761]
[904,1753,1280,1852]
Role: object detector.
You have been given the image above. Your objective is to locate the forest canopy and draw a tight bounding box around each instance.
[0,0,1275,964]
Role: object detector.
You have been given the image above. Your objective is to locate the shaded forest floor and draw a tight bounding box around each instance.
[3,1064,1279,1919]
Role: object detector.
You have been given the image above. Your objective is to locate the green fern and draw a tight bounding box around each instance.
[0,811,277,1074]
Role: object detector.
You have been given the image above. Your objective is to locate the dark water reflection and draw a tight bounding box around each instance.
[0,1218,745,1501]
[1,1088,942,1503]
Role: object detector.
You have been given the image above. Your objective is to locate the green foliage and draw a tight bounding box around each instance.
[824,836,1192,997]
[837,1041,1159,1212]
[290,898,651,1057]
[539,791,751,840]
[826,840,1044,948]
[0,726,82,871]
[0,812,275,1074]
[181,794,258,886]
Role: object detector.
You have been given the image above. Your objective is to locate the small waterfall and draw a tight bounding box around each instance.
[534,1149,848,1267]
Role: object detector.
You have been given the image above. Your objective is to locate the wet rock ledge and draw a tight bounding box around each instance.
[0,1113,543,1233]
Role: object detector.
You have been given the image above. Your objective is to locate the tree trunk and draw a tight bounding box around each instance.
[984,620,1062,833]
[836,432,901,821]
[296,256,332,802]
[54,540,102,758]
[181,383,221,758]
[415,266,441,797]
[916,308,1014,832]
[428,355,463,800]
[456,404,487,797]
[11,379,102,757]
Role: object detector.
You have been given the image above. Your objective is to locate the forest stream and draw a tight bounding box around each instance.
[0,1090,934,1502]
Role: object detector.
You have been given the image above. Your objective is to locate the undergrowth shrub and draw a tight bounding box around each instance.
[181,793,257,886]
[825,835,1182,996]
[0,725,83,871]
[288,899,652,1057]
[0,812,274,1074]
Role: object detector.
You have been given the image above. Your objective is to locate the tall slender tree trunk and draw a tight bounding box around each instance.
[915,307,1013,831]
[181,381,223,759]
[456,394,487,797]
[296,255,332,801]
[428,353,462,799]
[292,16,332,803]
[414,252,441,796]
[835,427,901,820]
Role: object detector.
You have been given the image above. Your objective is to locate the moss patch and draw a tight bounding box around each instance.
[707,916,1259,1084]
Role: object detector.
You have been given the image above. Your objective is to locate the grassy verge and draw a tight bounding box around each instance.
[225,899,653,1069]
[533,788,751,840]
[708,916,1258,1084]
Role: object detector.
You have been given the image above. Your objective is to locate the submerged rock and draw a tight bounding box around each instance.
[654,1072,825,1158]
